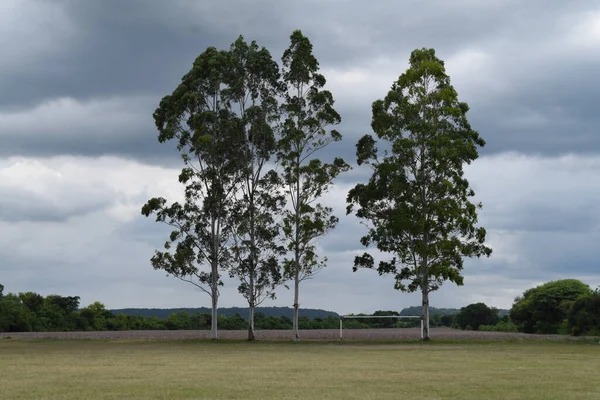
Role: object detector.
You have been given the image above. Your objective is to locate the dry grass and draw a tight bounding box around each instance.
[1,339,599,399]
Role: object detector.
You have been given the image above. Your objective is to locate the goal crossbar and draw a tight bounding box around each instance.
[339,315,423,340]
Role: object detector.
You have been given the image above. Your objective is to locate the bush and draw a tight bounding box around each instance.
[568,290,600,336]
[479,320,519,332]
[440,314,455,327]
[217,314,247,330]
[455,303,499,330]
[0,294,33,332]
[510,279,592,334]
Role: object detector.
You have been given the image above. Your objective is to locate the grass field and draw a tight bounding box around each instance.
[1,339,599,399]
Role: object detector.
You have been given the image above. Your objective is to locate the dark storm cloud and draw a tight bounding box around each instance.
[5,8,600,312]
[468,57,600,156]
[2,0,599,161]
[0,0,292,109]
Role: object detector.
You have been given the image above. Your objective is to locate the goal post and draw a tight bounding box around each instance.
[339,315,424,340]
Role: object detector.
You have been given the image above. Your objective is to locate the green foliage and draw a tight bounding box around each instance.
[224,36,286,340]
[369,310,400,328]
[44,295,80,315]
[111,306,339,320]
[0,285,345,332]
[80,302,113,331]
[278,30,350,338]
[142,42,245,289]
[18,292,45,314]
[440,314,455,327]
[1,285,469,332]
[510,279,592,334]
[254,312,293,329]
[478,320,519,332]
[347,48,491,340]
[36,303,69,331]
[142,39,256,339]
[278,29,349,266]
[165,312,192,330]
[568,289,600,336]
[0,293,33,332]
[4,281,598,336]
[454,303,500,330]
[399,306,465,316]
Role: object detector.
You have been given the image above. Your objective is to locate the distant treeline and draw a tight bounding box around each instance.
[4,280,594,336]
[398,306,509,318]
[110,306,484,320]
[0,283,457,333]
[440,280,600,336]
[110,307,339,320]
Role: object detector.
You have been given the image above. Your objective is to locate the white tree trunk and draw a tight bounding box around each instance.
[421,288,430,341]
[293,274,300,341]
[421,235,430,341]
[248,304,255,341]
[210,293,218,340]
[211,271,218,340]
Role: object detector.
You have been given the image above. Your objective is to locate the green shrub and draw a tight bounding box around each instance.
[455,303,499,330]
[510,279,592,334]
[479,320,519,332]
[567,291,600,336]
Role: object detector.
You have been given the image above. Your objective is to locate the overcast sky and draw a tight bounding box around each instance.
[1,0,599,314]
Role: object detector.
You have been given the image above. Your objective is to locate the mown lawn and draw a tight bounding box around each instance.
[0,339,599,399]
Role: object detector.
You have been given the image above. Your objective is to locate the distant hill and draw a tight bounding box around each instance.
[111,305,510,320]
[400,306,510,317]
[110,306,339,320]
[399,306,458,316]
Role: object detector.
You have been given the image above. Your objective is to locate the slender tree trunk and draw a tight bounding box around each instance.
[293,273,300,341]
[247,176,256,341]
[421,246,430,341]
[421,254,430,341]
[292,152,301,342]
[211,285,218,340]
[248,304,255,341]
[211,256,219,340]
[421,287,430,341]
[248,259,255,341]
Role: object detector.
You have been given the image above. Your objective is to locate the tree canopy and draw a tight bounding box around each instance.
[347,48,491,340]
[141,30,349,341]
[510,279,592,334]
[224,36,286,340]
[142,44,246,340]
[454,302,500,330]
[568,288,600,336]
[279,30,350,340]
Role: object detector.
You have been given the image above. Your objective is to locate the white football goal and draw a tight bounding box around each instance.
[339,315,423,340]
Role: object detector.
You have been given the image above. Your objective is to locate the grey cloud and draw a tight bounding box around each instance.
[1,0,599,161]
[318,151,600,299]
[468,61,600,156]
[0,169,116,223]
[0,212,194,306]
[514,230,600,277]
[112,213,172,247]
[0,0,287,109]
[0,96,180,163]
[461,229,600,295]
[0,188,108,223]
[483,203,600,234]
[2,1,600,313]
